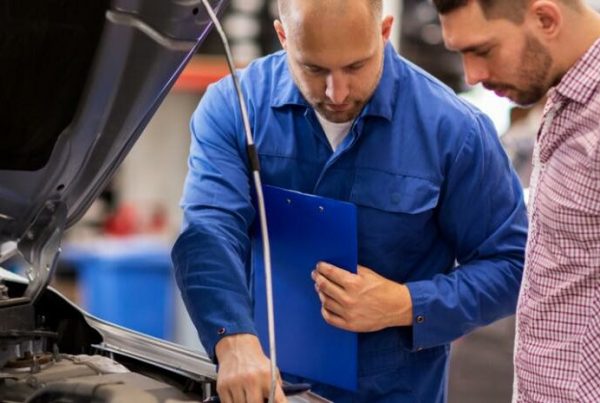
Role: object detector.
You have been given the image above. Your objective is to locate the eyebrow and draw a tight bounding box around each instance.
[303,57,371,71]
[345,57,370,67]
[451,41,493,54]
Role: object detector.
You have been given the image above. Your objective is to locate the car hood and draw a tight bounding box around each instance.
[0,0,226,304]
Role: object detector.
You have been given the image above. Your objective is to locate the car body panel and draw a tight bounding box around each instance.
[0,2,329,401]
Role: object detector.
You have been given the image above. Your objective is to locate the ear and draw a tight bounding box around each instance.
[381,15,394,42]
[528,0,562,39]
[274,19,288,50]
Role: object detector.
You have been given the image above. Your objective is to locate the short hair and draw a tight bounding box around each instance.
[432,0,528,23]
[278,0,383,22]
[433,0,582,22]
[369,0,383,18]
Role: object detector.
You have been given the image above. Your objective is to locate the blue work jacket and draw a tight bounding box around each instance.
[172,43,528,402]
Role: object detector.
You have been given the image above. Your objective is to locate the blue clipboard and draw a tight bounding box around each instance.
[252,185,358,392]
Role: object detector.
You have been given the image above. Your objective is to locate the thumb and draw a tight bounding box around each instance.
[357,265,376,276]
[274,384,288,403]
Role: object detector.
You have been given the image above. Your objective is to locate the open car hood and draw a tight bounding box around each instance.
[0,0,226,304]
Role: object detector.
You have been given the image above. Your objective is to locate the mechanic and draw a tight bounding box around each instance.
[434,0,600,401]
[172,0,528,401]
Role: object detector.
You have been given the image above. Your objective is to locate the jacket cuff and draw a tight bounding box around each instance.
[200,320,258,364]
[405,280,438,352]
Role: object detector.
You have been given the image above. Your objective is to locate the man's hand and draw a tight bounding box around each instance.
[312,262,413,332]
[215,334,287,403]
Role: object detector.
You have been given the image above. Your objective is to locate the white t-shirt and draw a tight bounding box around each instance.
[315,112,353,151]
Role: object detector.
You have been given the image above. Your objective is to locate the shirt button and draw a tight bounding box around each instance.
[416,315,425,324]
[217,327,227,335]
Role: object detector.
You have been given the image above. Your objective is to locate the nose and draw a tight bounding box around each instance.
[462,55,490,86]
[325,71,350,104]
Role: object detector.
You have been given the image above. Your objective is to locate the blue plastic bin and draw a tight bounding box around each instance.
[61,240,174,340]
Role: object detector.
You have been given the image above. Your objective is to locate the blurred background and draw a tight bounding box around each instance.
[8,0,589,401]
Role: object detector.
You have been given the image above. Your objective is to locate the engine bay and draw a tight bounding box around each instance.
[0,278,212,403]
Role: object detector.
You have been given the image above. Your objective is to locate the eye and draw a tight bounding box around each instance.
[345,62,365,72]
[473,48,492,57]
[304,65,326,75]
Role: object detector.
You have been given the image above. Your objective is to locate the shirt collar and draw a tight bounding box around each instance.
[271,42,402,122]
[554,38,600,105]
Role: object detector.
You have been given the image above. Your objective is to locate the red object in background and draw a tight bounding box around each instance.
[173,55,231,92]
[149,205,168,233]
[103,203,139,236]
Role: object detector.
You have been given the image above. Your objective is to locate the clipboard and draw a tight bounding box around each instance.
[252,185,358,391]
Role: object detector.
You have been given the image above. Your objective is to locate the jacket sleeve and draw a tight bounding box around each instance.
[171,78,257,361]
[405,112,528,351]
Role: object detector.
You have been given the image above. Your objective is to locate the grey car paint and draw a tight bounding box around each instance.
[0,1,329,401]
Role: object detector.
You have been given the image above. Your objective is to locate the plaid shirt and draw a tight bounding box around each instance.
[514,38,600,403]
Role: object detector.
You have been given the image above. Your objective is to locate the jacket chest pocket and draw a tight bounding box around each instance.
[349,170,441,272]
[350,170,440,213]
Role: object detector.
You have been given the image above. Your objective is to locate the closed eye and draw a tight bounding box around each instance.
[473,48,492,57]
[345,62,366,72]
[304,65,327,74]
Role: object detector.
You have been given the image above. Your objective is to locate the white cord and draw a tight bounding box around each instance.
[200,2,278,402]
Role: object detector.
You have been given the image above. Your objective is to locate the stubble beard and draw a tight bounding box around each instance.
[510,35,554,107]
[291,54,385,123]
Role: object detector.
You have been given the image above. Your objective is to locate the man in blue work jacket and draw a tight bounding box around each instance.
[171,0,528,401]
